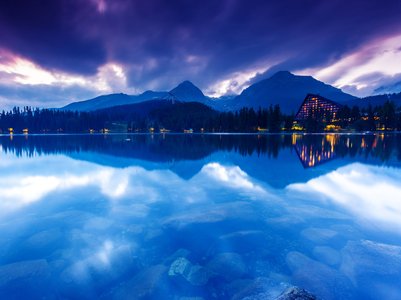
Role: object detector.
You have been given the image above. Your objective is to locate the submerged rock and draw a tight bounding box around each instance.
[164,248,191,265]
[186,265,210,286]
[301,228,337,244]
[286,251,353,300]
[0,259,50,287]
[0,259,53,299]
[25,228,63,249]
[169,257,192,277]
[169,257,211,286]
[218,231,267,254]
[163,202,255,229]
[275,286,317,300]
[207,252,246,281]
[312,246,341,266]
[340,239,401,283]
[106,264,167,300]
[229,277,290,300]
[330,224,363,240]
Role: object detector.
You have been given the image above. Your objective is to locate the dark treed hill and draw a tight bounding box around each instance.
[0,107,104,133]
[0,101,285,133]
[346,92,401,108]
[96,99,177,118]
[96,99,283,133]
[95,99,219,131]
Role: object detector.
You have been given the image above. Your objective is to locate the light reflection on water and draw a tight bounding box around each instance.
[0,134,401,300]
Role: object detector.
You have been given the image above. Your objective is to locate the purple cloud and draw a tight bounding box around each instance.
[0,0,401,105]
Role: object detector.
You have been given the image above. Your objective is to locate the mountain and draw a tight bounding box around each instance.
[169,80,207,102]
[374,81,401,95]
[231,71,357,114]
[61,81,209,112]
[97,99,176,117]
[168,81,237,111]
[62,91,168,112]
[62,93,133,111]
[60,72,358,114]
[139,90,169,101]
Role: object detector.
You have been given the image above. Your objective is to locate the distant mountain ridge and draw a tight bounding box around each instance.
[62,91,169,111]
[61,71,358,113]
[374,81,401,95]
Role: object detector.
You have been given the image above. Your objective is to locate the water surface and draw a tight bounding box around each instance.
[0,133,401,300]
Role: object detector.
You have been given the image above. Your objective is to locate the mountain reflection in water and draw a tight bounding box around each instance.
[1,133,401,168]
[0,133,401,300]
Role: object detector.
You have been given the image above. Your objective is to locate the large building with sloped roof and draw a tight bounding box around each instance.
[295,94,342,121]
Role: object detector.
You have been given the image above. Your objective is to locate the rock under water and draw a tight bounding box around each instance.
[275,286,317,300]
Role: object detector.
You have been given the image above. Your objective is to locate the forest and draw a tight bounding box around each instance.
[0,100,400,134]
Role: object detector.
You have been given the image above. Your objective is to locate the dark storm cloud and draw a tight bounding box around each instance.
[0,0,401,97]
[0,0,107,74]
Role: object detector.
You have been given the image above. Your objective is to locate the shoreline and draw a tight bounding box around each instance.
[1,131,401,137]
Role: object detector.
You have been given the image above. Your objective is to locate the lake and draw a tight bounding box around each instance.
[0,133,401,300]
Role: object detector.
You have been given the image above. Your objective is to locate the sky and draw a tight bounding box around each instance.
[0,0,401,109]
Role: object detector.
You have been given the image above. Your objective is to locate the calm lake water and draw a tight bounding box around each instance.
[0,133,401,300]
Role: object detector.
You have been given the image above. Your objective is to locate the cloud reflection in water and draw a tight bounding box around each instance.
[288,163,401,232]
[1,147,401,299]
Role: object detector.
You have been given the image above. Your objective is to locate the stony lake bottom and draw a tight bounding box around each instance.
[0,133,401,300]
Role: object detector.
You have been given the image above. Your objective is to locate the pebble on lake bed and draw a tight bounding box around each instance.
[168,257,211,286]
[275,286,318,300]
